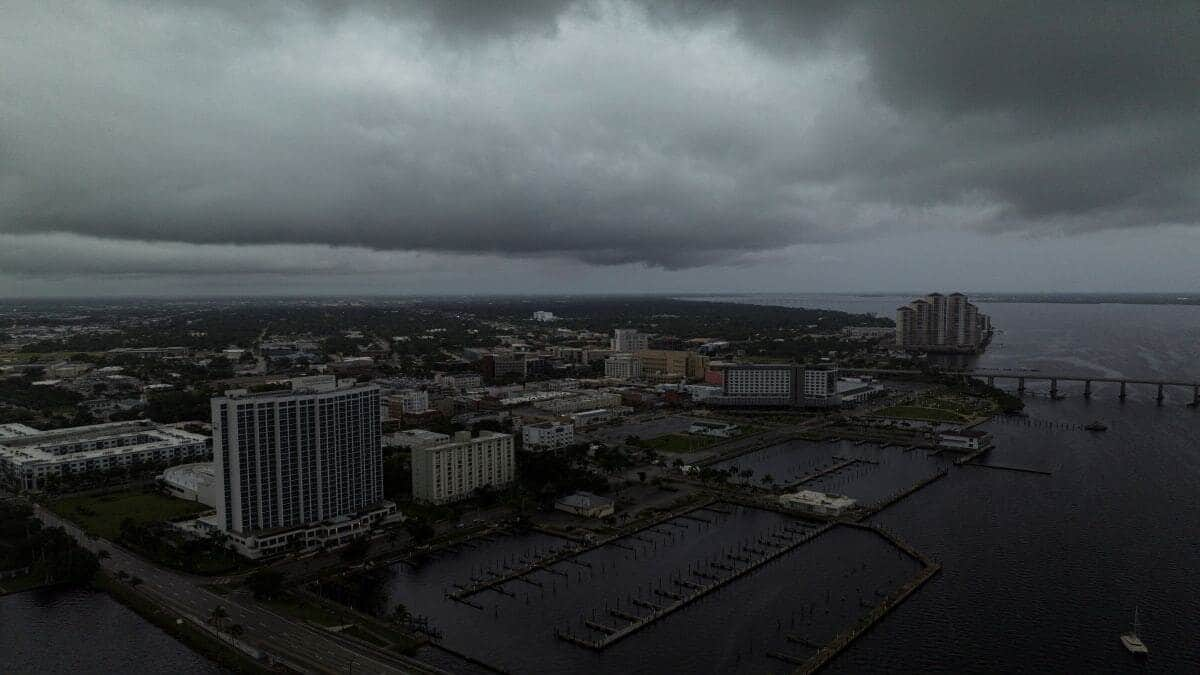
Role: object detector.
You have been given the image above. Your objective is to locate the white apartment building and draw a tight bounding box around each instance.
[411,430,515,504]
[611,329,649,352]
[522,422,575,451]
[0,421,210,492]
[211,379,393,558]
[604,354,643,381]
[532,311,557,322]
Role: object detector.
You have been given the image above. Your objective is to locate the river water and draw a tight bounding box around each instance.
[694,294,1200,673]
[0,586,221,674]
[4,296,1197,673]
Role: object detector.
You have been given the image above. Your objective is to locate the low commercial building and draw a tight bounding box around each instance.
[385,389,431,418]
[192,503,399,560]
[570,408,614,427]
[842,326,895,339]
[554,492,615,518]
[159,462,217,507]
[535,392,623,414]
[385,429,451,450]
[836,377,886,405]
[434,373,483,391]
[499,390,573,407]
[0,421,210,492]
[779,490,857,516]
[937,429,993,451]
[411,431,516,504]
[688,420,739,437]
[683,384,724,401]
[522,421,575,451]
[47,362,92,378]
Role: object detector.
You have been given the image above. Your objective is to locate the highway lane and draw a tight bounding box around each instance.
[32,503,443,675]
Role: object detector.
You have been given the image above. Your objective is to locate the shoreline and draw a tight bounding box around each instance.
[90,573,271,674]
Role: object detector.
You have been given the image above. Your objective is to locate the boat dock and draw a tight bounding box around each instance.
[449,499,729,601]
[555,523,835,650]
[960,462,1052,476]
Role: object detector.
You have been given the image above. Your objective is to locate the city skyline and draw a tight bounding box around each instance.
[3,2,1199,297]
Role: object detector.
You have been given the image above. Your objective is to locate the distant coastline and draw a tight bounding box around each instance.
[678,292,1200,307]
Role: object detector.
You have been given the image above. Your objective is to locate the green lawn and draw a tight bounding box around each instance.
[643,433,719,453]
[50,489,212,540]
[876,405,966,423]
[264,593,420,653]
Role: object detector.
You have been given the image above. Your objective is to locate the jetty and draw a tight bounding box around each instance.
[555,523,834,650]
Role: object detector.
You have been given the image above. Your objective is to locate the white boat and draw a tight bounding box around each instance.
[1119,607,1149,655]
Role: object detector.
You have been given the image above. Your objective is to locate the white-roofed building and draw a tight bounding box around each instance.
[159,462,217,507]
[522,421,575,451]
[0,421,210,492]
[554,491,615,518]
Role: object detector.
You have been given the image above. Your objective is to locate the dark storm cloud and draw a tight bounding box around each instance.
[0,1,1197,276]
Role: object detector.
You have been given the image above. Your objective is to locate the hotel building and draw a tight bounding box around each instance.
[210,378,395,559]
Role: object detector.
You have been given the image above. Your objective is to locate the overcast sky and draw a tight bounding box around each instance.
[2,1,1198,297]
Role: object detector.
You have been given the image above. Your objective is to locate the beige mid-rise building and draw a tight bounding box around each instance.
[635,350,709,380]
[896,292,989,353]
[411,430,515,504]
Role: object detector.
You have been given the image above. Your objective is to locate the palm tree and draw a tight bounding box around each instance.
[208,605,229,630]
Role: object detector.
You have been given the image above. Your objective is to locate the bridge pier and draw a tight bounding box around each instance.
[1017,377,1025,395]
[1193,386,1199,407]
[1049,379,1059,399]
[1119,381,1126,401]
[986,376,995,387]
[1083,380,1092,398]
[1157,384,1164,405]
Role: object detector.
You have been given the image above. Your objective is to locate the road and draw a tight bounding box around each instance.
[33,503,443,675]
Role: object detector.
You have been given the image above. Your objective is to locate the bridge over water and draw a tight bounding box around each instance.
[844,368,1200,406]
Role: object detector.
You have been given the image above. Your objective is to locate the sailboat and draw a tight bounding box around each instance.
[1119,606,1149,655]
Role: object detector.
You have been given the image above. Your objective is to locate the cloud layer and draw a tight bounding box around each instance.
[1,1,1197,277]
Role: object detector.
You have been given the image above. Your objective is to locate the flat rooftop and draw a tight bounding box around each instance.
[0,421,208,468]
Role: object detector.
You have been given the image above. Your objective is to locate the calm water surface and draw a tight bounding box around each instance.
[0,587,222,674]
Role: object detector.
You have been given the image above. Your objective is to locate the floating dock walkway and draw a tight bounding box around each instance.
[555,523,834,650]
